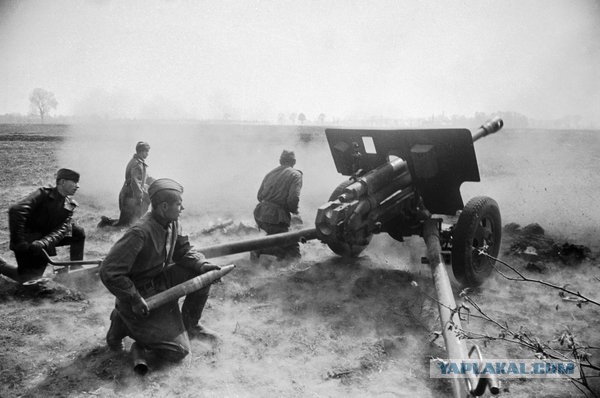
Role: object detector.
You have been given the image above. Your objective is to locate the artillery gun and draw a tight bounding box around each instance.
[315,116,504,287]
[198,117,504,288]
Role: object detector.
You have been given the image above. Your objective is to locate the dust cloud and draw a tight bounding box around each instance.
[57,122,600,252]
[57,122,342,226]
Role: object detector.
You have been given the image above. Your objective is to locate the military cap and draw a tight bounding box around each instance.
[148,178,184,199]
[56,168,80,182]
[136,141,151,152]
[280,150,296,163]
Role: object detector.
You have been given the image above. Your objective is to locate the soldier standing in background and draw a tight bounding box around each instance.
[252,150,303,261]
[8,168,85,282]
[116,141,154,226]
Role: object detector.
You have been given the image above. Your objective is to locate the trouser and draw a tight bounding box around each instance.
[255,220,301,259]
[14,225,86,281]
[117,193,150,227]
[115,264,211,362]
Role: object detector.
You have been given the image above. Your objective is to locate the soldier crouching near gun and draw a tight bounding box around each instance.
[251,150,303,262]
[100,178,221,374]
[8,168,85,282]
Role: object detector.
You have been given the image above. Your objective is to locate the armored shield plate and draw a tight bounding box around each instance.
[325,128,479,215]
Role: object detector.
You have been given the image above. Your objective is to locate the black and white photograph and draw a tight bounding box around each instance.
[0,1,599,397]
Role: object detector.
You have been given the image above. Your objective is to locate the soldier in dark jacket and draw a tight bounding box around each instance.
[252,150,303,260]
[8,168,85,281]
[116,141,154,226]
[100,178,220,372]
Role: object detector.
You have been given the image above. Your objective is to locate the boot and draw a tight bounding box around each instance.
[97,216,115,228]
[187,323,220,341]
[0,256,20,282]
[249,250,260,264]
[106,309,128,351]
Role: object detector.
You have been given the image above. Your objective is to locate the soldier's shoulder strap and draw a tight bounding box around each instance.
[65,196,78,211]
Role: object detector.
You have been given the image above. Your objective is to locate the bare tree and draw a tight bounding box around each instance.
[298,113,306,124]
[29,88,58,123]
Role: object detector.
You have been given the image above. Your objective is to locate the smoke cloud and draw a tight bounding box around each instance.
[57,122,600,252]
[58,123,341,224]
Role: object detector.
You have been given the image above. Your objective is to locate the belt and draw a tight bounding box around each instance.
[263,200,280,205]
[137,279,155,296]
[261,200,287,212]
[136,273,167,297]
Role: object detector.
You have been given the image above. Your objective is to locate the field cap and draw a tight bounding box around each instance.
[56,168,80,182]
[136,141,151,152]
[280,150,296,163]
[148,178,184,199]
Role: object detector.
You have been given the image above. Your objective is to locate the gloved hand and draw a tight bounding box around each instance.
[131,295,150,317]
[29,240,45,254]
[199,263,221,274]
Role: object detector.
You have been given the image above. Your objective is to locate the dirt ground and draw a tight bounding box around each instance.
[0,123,598,397]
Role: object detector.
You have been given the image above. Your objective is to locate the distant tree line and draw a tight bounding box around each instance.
[0,87,593,129]
[276,110,593,129]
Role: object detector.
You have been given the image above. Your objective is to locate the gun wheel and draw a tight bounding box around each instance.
[451,196,501,287]
[325,180,371,258]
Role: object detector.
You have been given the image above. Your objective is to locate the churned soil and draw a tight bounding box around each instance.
[0,123,598,397]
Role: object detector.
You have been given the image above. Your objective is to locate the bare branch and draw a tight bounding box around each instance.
[476,249,600,307]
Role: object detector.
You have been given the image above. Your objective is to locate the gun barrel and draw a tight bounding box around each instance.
[471,117,504,142]
[197,228,318,259]
[339,157,408,202]
[146,264,235,311]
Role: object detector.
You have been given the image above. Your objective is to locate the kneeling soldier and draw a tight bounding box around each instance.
[8,168,85,282]
[100,178,220,371]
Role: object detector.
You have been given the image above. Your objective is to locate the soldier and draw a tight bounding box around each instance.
[252,150,303,261]
[116,141,154,226]
[8,168,85,282]
[100,178,220,372]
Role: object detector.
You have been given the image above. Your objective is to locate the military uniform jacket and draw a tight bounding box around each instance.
[120,154,153,202]
[254,165,302,225]
[100,213,210,347]
[100,213,208,305]
[8,187,77,255]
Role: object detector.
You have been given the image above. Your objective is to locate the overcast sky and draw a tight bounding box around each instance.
[1,0,599,123]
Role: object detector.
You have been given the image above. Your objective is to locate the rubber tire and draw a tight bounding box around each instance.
[451,196,501,287]
[325,180,372,257]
